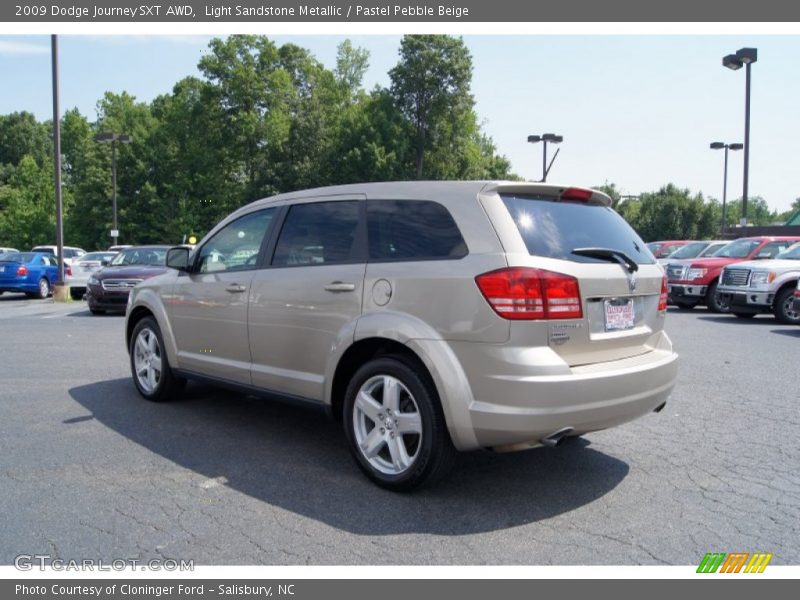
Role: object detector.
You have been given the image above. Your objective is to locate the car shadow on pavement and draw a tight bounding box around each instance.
[68,378,630,536]
[771,328,800,338]
[697,315,776,326]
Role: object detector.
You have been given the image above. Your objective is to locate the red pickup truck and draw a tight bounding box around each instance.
[665,236,800,312]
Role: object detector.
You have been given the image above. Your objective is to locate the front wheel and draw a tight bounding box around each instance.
[706,281,730,313]
[129,317,185,401]
[343,356,457,491]
[774,287,800,325]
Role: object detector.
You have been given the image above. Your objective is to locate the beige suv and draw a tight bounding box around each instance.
[125,181,678,490]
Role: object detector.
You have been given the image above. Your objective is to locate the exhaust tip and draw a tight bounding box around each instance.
[541,427,574,448]
[653,401,667,413]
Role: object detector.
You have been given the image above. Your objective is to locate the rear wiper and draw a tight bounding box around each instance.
[571,247,639,273]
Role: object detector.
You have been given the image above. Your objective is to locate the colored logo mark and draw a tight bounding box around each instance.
[697,552,773,573]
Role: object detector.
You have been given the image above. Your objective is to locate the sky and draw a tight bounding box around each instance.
[1,34,799,212]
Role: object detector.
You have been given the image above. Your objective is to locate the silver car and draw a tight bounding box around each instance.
[65,251,118,300]
[125,182,678,490]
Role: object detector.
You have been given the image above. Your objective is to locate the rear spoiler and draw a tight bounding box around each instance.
[481,182,613,207]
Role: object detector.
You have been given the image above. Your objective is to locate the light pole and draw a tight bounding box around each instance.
[722,47,757,227]
[527,133,563,182]
[51,35,65,291]
[94,132,131,246]
[710,142,743,236]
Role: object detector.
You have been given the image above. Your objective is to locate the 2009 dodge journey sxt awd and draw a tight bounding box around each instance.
[125,181,678,490]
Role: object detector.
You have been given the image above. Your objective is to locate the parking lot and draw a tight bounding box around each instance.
[0,292,798,565]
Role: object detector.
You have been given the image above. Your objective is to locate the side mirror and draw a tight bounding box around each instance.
[100,259,109,267]
[166,246,191,271]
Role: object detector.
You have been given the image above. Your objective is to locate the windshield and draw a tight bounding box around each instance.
[668,242,706,259]
[713,239,761,259]
[81,252,116,262]
[110,248,167,266]
[501,195,655,265]
[776,243,800,260]
[699,242,726,257]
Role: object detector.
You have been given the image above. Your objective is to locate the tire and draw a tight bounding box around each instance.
[343,355,457,491]
[732,312,756,320]
[706,281,730,313]
[129,316,185,402]
[774,287,800,325]
[674,301,696,310]
[35,278,50,299]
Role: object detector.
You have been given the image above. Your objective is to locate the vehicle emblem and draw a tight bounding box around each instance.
[627,271,637,293]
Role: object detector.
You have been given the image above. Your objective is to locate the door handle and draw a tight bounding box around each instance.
[324,281,356,293]
[225,284,247,293]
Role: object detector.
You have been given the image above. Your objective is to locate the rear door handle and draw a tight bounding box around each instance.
[324,281,356,293]
[225,284,247,293]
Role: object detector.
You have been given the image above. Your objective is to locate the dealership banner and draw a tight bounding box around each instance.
[4,579,798,599]
[4,0,800,22]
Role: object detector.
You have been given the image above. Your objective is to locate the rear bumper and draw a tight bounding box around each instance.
[447,333,678,450]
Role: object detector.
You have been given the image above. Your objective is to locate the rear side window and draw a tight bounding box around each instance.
[501,195,655,265]
[272,201,361,267]
[756,241,794,258]
[367,200,467,261]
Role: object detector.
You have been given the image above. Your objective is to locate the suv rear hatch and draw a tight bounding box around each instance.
[479,184,667,367]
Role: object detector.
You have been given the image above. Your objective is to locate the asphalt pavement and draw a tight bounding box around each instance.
[0,291,798,565]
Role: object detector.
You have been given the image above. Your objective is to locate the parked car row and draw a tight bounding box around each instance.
[663,236,800,323]
[0,244,170,304]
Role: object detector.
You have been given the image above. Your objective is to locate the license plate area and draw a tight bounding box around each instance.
[603,297,635,331]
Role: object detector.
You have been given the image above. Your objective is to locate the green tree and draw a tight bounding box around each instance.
[0,155,68,249]
[723,196,779,227]
[622,184,717,241]
[389,35,474,179]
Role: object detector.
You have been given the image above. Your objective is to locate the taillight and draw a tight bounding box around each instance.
[658,275,668,313]
[794,288,800,298]
[16,265,28,276]
[475,267,582,320]
[65,265,72,277]
[560,187,593,203]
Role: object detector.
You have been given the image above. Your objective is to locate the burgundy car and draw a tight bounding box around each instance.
[86,245,170,314]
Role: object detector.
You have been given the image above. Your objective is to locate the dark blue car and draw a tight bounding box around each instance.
[0,252,61,298]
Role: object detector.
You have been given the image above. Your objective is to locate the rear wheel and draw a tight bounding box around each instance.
[38,278,50,299]
[706,281,730,313]
[774,287,800,325]
[343,356,457,491]
[129,317,185,401]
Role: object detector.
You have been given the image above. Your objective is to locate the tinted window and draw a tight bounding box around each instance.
[2,252,35,263]
[197,209,275,273]
[501,195,655,265]
[272,201,360,266]
[367,200,467,261]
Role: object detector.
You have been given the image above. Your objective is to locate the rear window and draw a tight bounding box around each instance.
[501,195,655,265]
[33,247,55,255]
[368,200,467,261]
[2,252,36,263]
